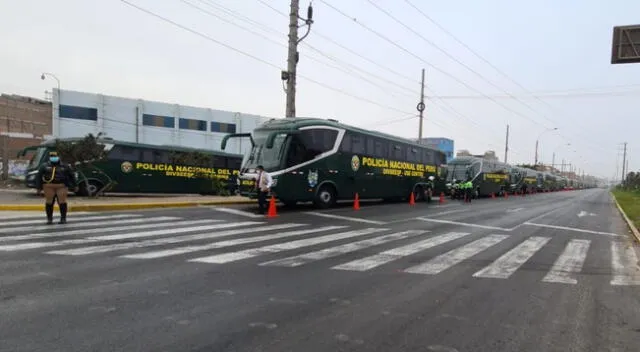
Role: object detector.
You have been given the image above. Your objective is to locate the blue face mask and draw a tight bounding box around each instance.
[50,157,60,163]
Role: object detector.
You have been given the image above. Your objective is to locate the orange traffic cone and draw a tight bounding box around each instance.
[439,192,445,204]
[353,193,360,210]
[409,192,415,206]
[266,195,278,218]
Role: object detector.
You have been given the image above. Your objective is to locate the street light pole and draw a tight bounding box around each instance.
[41,72,60,91]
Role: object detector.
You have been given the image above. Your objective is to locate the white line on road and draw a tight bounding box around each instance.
[505,208,525,213]
[46,223,305,256]
[212,207,265,218]
[0,217,188,242]
[189,227,388,264]
[85,221,262,241]
[332,232,468,272]
[404,234,510,275]
[610,241,640,286]
[416,218,512,231]
[0,214,143,232]
[522,222,624,238]
[422,209,466,217]
[473,236,551,279]
[120,225,347,259]
[303,212,387,225]
[542,239,591,284]
[260,230,426,267]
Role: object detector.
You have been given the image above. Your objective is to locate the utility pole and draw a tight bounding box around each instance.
[534,139,539,166]
[283,0,314,118]
[417,68,426,140]
[621,142,627,183]
[504,124,509,163]
[552,153,555,173]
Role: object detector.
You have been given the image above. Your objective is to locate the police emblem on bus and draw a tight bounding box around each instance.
[121,161,133,173]
[307,169,318,187]
[351,155,360,172]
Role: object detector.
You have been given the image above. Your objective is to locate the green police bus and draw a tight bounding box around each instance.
[444,156,511,198]
[221,117,447,208]
[18,137,247,196]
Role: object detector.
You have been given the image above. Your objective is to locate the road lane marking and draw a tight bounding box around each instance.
[302,212,387,225]
[85,222,262,241]
[473,236,551,279]
[212,207,266,218]
[542,239,591,284]
[188,228,388,264]
[260,230,425,267]
[522,222,624,237]
[120,225,347,259]
[610,241,640,286]
[0,215,144,233]
[0,217,190,242]
[422,209,466,217]
[416,218,512,231]
[331,231,467,272]
[505,208,525,213]
[404,234,510,275]
[46,223,305,256]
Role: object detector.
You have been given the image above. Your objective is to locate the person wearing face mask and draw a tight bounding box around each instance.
[35,151,77,224]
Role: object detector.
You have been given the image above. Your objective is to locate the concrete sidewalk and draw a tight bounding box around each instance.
[0,189,254,212]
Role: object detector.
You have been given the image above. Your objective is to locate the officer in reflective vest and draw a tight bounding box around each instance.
[464,178,473,203]
[36,151,77,224]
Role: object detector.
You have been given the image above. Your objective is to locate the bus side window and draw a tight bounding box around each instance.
[154,151,170,164]
[339,132,352,152]
[373,139,387,159]
[407,147,418,163]
[140,149,154,163]
[392,144,404,160]
[350,133,365,155]
[228,158,241,170]
[213,156,226,168]
[108,145,140,161]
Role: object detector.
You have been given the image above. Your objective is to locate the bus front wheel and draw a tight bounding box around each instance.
[314,185,336,209]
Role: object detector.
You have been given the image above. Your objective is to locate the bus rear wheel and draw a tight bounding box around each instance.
[314,185,336,209]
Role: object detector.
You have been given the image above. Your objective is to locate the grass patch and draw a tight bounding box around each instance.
[612,189,640,229]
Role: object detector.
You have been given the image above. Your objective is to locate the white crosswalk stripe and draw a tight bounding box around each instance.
[188,228,388,264]
[404,235,510,275]
[260,230,426,268]
[473,236,551,279]
[0,212,638,286]
[542,239,591,284]
[331,231,469,272]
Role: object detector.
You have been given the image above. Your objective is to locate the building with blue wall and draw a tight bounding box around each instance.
[416,137,454,162]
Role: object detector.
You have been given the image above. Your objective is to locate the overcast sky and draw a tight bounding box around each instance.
[2,0,639,179]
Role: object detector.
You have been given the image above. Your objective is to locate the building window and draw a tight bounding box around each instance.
[210,121,237,133]
[179,118,207,131]
[59,105,98,121]
[142,114,175,128]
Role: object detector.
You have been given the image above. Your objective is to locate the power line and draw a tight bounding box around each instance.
[119,0,415,116]
[318,0,552,130]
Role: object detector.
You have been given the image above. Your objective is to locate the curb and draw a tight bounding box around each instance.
[0,199,256,212]
[611,192,640,243]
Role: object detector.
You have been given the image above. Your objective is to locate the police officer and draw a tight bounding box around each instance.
[254,165,273,214]
[464,178,473,203]
[36,151,77,224]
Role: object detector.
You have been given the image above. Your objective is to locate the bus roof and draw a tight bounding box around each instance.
[256,117,445,154]
[36,137,242,158]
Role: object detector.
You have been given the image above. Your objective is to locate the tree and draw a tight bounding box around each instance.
[53,133,114,197]
[168,150,231,196]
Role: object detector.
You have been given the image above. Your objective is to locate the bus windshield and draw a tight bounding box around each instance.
[28,147,48,170]
[446,164,470,182]
[242,131,288,172]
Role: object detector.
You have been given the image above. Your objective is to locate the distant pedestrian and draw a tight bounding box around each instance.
[254,165,273,214]
[36,151,77,224]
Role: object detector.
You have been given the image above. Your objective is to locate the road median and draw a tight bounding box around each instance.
[611,189,640,242]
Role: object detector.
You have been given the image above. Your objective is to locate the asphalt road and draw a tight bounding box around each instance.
[1,188,640,351]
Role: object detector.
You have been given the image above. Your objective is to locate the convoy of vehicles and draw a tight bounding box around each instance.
[18,138,246,196]
[221,117,447,208]
[444,155,594,199]
[20,119,595,206]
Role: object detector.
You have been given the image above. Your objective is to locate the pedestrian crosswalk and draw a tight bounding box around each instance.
[1,212,639,286]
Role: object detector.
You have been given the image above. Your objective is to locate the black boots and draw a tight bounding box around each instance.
[45,203,67,224]
[59,203,67,224]
[45,203,54,224]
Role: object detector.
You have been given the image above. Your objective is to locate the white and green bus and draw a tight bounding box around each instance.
[221,117,447,208]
